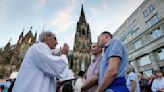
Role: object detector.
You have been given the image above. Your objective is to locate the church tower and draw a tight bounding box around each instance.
[73,5,92,74]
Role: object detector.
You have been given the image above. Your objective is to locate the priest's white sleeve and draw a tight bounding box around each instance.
[28,43,68,78]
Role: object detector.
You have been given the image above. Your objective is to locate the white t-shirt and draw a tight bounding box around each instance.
[151,77,164,92]
[74,78,85,92]
[126,72,141,92]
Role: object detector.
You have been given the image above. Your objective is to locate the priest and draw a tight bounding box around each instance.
[13,31,70,92]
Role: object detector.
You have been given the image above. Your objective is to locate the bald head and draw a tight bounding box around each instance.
[91,42,102,56]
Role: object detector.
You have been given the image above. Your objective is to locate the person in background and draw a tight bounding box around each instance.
[0,85,7,92]
[126,64,141,92]
[145,74,156,92]
[81,42,102,92]
[8,79,16,92]
[151,70,164,92]
[138,72,149,92]
[74,71,86,92]
[13,31,70,92]
[96,31,129,92]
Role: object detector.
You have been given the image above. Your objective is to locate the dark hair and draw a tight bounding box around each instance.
[78,71,85,76]
[101,31,113,38]
[62,82,73,92]
[1,85,4,90]
[139,72,143,75]
[155,70,164,76]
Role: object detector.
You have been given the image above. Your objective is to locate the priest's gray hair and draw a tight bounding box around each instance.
[39,31,56,42]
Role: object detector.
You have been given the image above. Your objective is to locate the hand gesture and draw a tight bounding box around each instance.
[61,43,69,55]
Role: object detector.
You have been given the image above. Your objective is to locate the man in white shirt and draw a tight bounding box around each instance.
[13,31,69,92]
[151,70,164,92]
[126,65,141,92]
[74,71,86,92]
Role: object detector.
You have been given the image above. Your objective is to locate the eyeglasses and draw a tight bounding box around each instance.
[91,46,97,48]
[52,37,56,40]
[50,36,58,44]
[53,37,58,44]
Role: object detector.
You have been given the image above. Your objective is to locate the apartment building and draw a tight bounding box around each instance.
[114,0,164,76]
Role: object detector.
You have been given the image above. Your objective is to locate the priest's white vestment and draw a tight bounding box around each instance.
[13,42,69,92]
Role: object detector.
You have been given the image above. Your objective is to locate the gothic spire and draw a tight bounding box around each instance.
[8,37,12,43]
[79,4,86,23]
[35,31,37,37]
[30,26,33,31]
[34,31,37,42]
[18,29,24,44]
[21,28,24,37]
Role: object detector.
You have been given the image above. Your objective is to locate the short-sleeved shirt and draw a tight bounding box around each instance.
[86,56,102,92]
[74,78,86,92]
[126,72,141,92]
[98,39,128,89]
[151,77,164,91]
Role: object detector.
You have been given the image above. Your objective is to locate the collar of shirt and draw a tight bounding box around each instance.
[104,39,113,52]
[39,42,52,53]
[92,55,102,63]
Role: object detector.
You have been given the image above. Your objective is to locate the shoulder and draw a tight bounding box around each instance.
[128,72,137,79]
[76,78,81,82]
[111,39,122,44]
[129,72,136,76]
[152,79,158,83]
[31,42,51,53]
[108,39,124,48]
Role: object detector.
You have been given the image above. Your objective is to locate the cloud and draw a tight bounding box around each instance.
[90,8,101,16]
[88,1,112,35]
[102,0,108,11]
[49,0,77,32]
[89,0,144,34]
[33,0,48,11]
[88,0,136,42]
[0,0,9,23]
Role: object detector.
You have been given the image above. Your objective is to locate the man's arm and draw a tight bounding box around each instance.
[130,80,136,92]
[96,57,120,92]
[82,75,98,90]
[157,88,164,92]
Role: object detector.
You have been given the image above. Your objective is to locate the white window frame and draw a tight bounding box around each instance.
[158,48,164,60]
[134,40,142,49]
[151,28,162,39]
[143,70,153,77]
[138,55,151,66]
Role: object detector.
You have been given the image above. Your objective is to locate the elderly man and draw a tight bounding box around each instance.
[96,31,129,92]
[81,42,102,92]
[13,31,69,92]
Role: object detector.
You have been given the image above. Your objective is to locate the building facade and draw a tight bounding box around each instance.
[73,5,92,74]
[0,27,37,78]
[114,0,164,77]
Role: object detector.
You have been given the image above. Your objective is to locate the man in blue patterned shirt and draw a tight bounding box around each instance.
[96,31,129,92]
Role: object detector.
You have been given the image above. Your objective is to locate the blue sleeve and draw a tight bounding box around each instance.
[107,40,123,59]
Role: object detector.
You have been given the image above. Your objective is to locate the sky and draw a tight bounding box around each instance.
[0,0,144,50]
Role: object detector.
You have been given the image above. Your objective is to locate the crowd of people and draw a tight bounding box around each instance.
[73,31,164,92]
[0,31,164,92]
